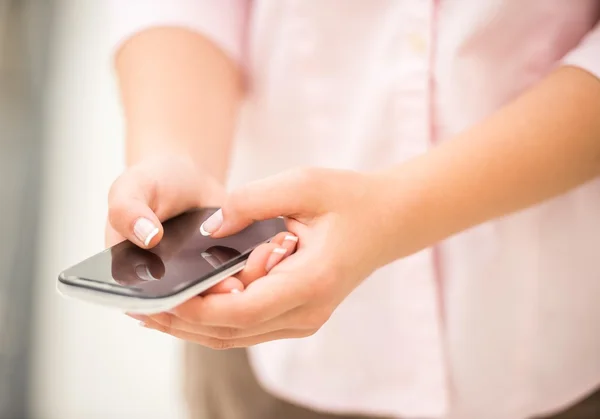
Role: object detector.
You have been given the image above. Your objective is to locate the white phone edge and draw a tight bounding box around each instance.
[56,260,247,315]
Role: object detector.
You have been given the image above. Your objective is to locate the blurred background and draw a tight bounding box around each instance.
[1,2,600,419]
[1,1,186,418]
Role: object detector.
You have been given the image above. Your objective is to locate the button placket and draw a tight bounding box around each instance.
[283,12,338,136]
[388,1,434,154]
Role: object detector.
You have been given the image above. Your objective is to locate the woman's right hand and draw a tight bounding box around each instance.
[106,154,297,295]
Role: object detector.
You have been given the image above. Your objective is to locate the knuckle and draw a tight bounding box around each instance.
[108,172,133,203]
[301,269,336,300]
[309,277,330,297]
[107,176,123,203]
[298,283,320,302]
[211,326,239,340]
[225,186,258,222]
[107,188,127,220]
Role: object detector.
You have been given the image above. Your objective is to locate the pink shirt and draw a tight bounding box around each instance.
[108,2,600,418]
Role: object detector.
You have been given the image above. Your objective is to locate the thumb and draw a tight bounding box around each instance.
[200,169,322,237]
[108,156,222,249]
[108,171,164,248]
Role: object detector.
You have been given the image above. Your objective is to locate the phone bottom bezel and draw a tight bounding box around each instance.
[56,260,247,315]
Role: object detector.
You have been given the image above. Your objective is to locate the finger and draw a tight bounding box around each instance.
[170,237,309,328]
[170,270,308,328]
[264,232,298,272]
[105,222,125,247]
[140,316,310,349]
[268,231,299,251]
[195,231,298,294]
[201,276,244,295]
[275,232,299,258]
[148,303,318,340]
[199,232,297,294]
[234,237,293,287]
[108,171,164,249]
[126,313,148,322]
[108,157,216,249]
[200,169,324,237]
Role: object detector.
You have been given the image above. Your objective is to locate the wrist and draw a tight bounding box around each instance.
[368,158,447,266]
[357,171,415,269]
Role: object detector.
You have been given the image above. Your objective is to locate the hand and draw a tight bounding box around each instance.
[139,168,388,349]
[106,154,297,296]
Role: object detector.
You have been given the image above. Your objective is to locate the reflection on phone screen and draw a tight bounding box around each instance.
[60,209,285,297]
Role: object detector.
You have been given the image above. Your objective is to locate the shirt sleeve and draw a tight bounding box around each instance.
[562,19,600,80]
[107,0,250,63]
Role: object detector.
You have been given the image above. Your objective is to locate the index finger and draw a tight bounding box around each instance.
[202,169,323,238]
[108,171,164,248]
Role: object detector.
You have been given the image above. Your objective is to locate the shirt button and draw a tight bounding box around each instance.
[407,32,428,54]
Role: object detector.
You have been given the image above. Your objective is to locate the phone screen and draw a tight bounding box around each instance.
[59,208,286,298]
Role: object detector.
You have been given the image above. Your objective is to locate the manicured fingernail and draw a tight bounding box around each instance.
[134,217,159,246]
[138,321,148,328]
[284,235,298,242]
[230,288,241,294]
[266,247,287,272]
[200,209,223,236]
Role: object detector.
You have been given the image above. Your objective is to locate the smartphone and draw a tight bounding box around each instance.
[57,208,286,314]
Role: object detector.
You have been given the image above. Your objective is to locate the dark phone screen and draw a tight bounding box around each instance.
[59,209,286,298]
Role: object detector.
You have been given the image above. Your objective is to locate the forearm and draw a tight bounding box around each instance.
[378,66,600,263]
[115,27,243,182]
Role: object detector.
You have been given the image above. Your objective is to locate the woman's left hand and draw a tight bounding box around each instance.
[138,167,393,349]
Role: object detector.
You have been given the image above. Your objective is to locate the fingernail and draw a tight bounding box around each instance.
[266,247,287,272]
[230,288,241,294]
[284,235,298,243]
[200,209,223,236]
[134,217,159,246]
[138,321,148,328]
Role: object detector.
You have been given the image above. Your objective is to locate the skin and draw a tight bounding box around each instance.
[106,28,297,296]
[107,28,600,349]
